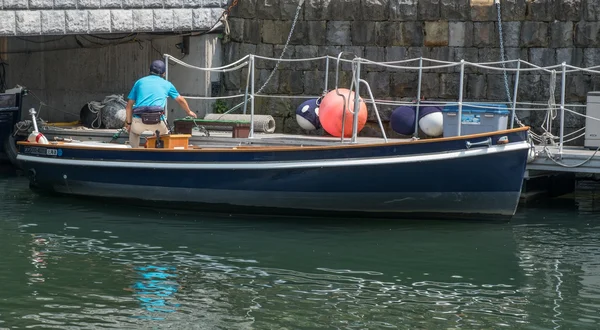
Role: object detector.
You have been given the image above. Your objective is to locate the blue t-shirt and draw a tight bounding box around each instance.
[127,75,180,118]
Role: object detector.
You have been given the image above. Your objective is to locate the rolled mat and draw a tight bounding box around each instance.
[203,114,276,133]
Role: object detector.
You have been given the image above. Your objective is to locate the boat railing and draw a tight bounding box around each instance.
[162,52,600,157]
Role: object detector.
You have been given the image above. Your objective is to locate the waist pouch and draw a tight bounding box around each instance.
[139,112,163,125]
[133,106,164,125]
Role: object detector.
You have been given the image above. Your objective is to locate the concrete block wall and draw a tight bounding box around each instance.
[0,0,226,35]
[221,0,600,144]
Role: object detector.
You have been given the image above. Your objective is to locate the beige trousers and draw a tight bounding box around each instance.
[129,117,169,148]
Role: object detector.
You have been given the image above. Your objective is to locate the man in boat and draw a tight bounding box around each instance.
[124,59,197,148]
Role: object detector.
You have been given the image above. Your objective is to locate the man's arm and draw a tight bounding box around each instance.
[175,95,197,118]
[125,99,135,128]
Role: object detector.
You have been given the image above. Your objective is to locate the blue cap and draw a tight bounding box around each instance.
[150,60,166,75]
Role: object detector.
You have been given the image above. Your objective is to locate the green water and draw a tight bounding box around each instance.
[1,172,600,329]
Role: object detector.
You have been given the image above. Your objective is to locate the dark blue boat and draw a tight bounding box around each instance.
[15,126,531,220]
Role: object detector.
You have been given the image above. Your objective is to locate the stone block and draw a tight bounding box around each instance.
[164,0,183,8]
[122,0,143,8]
[389,0,417,21]
[273,44,295,70]
[470,0,495,21]
[41,10,65,34]
[529,48,555,67]
[195,8,223,30]
[4,0,28,9]
[418,0,440,20]
[101,0,123,8]
[584,0,600,21]
[303,70,326,95]
[525,0,553,21]
[16,11,41,35]
[440,73,464,99]
[351,21,378,46]
[89,9,111,32]
[556,48,583,67]
[262,20,292,44]
[556,0,582,21]
[550,22,573,48]
[486,74,513,101]
[330,0,361,20]
[517,74,543,102]
[575,22,600,47]
[440,0,469,20]
[501,21,521,48]
[583,48,600,68]
[377,21,423,47]
[173,9,192,30]
[256,0,280,20]
[145,0,162,8]
[54,0,77,8]
[385,46,408,63]
[183,0,203,6]
[305,21,327,46]
[0,12,16,35]
[520,21,548,47]
[66,10,88,33]
[421,72,440,99]
[78,0,100,8]
[153,9,173,31]
[364,46,386,72]
[360,0,388,21]
[340,45,364,70]
[288,21,308,46]
[305,0,332,21]
[111,10,133,32]
[242,19,260,44]
[448,22,473,47]
[500,0,526,21]
[424,20,448,47]
[566,74,591,103]
[255,43,274,69]
[132,9,153,31]
[363,71,390,99]
[451,47,478,69]
[229,0,255,18]
[281,0,304,20]
[390,72,418,98]
[227,17,243,42]
[29,0,53,9]
[293,45,319,71]
[326,21,351,46]
[473,22,497,47]
[467,74,486,100]
[278,70,304,94]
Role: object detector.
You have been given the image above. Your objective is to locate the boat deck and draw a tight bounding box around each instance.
[39,125,409,147]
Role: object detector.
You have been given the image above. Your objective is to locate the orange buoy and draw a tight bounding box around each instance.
[318,88,368,138]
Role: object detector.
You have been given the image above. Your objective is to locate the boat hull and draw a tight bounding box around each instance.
[17,128,531,220]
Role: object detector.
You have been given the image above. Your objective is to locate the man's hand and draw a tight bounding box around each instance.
[124,122,131,132]
[187,111,197,118]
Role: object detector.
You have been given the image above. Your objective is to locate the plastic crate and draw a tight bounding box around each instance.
[442,103,510,137]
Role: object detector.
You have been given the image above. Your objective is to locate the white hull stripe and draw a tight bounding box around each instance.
[17,141,531,170]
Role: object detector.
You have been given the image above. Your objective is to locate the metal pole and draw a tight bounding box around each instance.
[559,62,566,155]
[242,62,251,115]
[510,60,521,129]
[457,59,465,136]
[414,57,423,137]
[249,55,255,138]
[324,57,329,94]
[351,59,361,143]
[164,54,169,120]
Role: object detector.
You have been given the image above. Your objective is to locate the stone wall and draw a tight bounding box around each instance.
[0,0,225,36]
[221,0,600,144]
